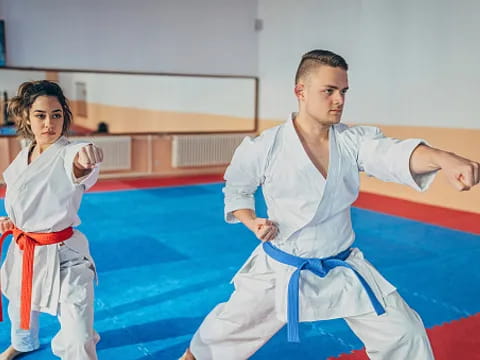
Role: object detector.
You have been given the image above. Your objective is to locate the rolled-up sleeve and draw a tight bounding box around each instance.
[349,126,437,191]
[63,142,100,191]
[223,132,272,223]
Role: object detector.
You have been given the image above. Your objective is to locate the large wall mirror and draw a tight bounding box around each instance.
[0,67,258,134]
[0,67,257,179]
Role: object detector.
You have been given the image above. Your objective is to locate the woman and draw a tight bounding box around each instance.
[0,80,103,360]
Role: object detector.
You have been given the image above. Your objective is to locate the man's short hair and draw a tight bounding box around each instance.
[295,49,348,84]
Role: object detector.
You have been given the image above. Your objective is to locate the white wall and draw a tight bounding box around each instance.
[3,0,480,129]
[258,0,480,129]
[1,0,258,76]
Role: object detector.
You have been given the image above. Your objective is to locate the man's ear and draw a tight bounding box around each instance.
[294,83,304,100]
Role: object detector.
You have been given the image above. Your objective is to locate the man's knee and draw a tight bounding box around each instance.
[392,314,429,347]
[403,323,427,342]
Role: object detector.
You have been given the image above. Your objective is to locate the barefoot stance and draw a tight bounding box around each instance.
[0,346,24,360]
[179,348,195,360]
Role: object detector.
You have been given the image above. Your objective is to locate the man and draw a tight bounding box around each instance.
[181,49,480,360]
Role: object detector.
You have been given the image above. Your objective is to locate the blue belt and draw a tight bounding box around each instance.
[262,242,386,342]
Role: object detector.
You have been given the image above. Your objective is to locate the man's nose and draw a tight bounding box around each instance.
[334,92,344,106]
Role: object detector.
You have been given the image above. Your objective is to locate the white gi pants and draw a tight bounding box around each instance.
[8,245,99,359]
[190,286,433,360]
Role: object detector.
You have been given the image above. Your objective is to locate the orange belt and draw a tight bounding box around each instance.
[0,226,73,329]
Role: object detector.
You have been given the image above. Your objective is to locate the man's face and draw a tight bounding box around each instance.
[296,65,349,125]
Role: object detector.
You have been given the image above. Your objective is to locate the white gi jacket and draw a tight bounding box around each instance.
[224,114,436,322]
[1,136,98,315]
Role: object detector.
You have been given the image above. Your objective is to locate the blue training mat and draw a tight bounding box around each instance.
[1,183,479,359]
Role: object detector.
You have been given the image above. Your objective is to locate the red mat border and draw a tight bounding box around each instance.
[89,174,224,192]
[354,192,479,234]
[329,313,480,360]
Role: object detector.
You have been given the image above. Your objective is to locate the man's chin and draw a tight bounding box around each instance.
[325,115,342,124]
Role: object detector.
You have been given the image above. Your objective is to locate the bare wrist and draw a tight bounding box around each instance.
[245,218,258,232]
[232,209,257,231]
[431,148,453,170]
[73,162,91,178]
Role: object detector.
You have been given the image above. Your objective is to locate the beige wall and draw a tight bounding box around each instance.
[360,125,480,214]
[71,101,255,133]
[45,71,59,81]
[0,137,21,178]
[0,134,230,183]
[0,100,6,124]
[101,134,228,177]
[259,119,480,214]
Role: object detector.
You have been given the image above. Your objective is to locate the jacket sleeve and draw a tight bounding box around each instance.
[223,128,277,223]
[341,125,437,191]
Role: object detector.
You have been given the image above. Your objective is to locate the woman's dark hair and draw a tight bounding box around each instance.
[8,80,72,140]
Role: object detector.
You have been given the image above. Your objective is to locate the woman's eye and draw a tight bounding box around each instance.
[52,113,62,119]
[324,89,333,95]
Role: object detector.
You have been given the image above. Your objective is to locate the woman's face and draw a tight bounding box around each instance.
[28,95,64,147]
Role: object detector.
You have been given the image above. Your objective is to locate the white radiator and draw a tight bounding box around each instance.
[71,136,131,171]
[172,133,249,167]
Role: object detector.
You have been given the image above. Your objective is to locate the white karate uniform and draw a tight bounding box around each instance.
[190,114,436,359]
[1,136,100,359]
